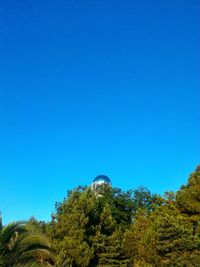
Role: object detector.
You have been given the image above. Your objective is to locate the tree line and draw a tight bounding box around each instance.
[1,165,200,266]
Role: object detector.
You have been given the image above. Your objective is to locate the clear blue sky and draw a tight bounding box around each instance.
[0,0,199,225]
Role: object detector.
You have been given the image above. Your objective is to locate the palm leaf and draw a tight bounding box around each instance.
[0,221,56,266]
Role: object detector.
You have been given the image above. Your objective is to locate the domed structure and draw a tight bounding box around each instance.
[93,175,111,184]
[91,175,112,192]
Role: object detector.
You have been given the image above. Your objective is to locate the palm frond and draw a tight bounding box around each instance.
[0,221,56,266]
[0,221,26,249]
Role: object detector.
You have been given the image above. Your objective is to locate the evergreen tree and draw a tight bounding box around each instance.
[51,186,132,266]
[176,165,200,226]
[123,209,156,267]
[123,197,200,267]
[52,187,96,267]
[91,204,128,267]
[98,229,128,267]
[152,205,199,266]
[97,186,135,228]
[132,187,159,214]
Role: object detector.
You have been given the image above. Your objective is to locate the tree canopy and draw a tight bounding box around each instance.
[1,165,200,266]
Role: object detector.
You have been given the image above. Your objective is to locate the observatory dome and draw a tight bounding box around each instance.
[91,175,112,193]
[93,175,111,185]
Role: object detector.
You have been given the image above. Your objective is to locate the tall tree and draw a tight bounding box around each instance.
[51,187,96,267]
[123,201,200,267]
[96,186,134,228]
[152,205,198,266]
[91,204,128,267]
[176,165,200,227]
[51,186,133,266]
[123,209,156,267]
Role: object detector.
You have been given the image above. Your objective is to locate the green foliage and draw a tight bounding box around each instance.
[3,165,200,266]
[97,229,128,267]
[90,204,128,266]
[176,166,200,225]
[50,186,134,266]
[95,186,134,228]
[123,166,200,267]
[0,221,55,267]
[123,209,156,267]
[153,205,199,266]
[51,187,95,266]
[132,186,159,214]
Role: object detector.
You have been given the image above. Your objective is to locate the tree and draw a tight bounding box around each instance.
[123,200,200,267]
[176,165,200,227]
[97,229,128,267]
[51,186,132,266]
[123,209,156,267]
[91,204,128,267]
[0,221,55,267]
[132,186,161,215]
[98,186,159,228]
[51,187,96,266]
[152,205,198,266]
[96,186,135,228]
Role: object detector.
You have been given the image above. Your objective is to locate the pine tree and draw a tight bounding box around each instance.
[92,204,128,267]
[98,229,128,267]
[152,204,199,267]
[176,165,200,226]
[123,209,156,267]
[52,187,96,266]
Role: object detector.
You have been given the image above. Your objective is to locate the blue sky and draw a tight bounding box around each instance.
[0,0,199,224]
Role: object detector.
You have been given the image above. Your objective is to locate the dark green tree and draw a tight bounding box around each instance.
[91,204,128,267]
[51,186,133,266]
[132,186,161,214]
[152,205,199,266]
[96,186,134,228]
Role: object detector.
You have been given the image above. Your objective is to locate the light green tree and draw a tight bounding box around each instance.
[52,187,96,266]
[176,165,200,226]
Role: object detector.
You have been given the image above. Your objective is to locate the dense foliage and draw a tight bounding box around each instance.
[1,165,200,266]
[0,220,55,266]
